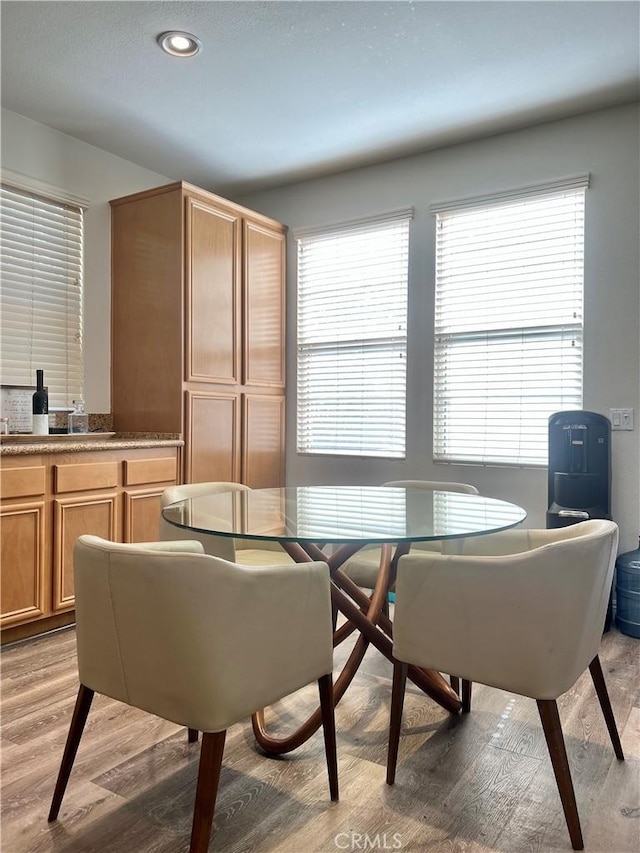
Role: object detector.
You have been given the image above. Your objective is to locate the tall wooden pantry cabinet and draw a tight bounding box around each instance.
[110,182,286,488]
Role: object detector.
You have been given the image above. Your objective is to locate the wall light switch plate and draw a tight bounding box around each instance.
[610,408,634,430]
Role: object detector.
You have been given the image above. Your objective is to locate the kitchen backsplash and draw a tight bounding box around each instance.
[48,412,114,432]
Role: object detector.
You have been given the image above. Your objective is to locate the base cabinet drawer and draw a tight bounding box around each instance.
[124,457,178,486]
[55,462,119,493]
[1,466,46,500]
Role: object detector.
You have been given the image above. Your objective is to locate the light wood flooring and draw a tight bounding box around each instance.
[1,624,639,853]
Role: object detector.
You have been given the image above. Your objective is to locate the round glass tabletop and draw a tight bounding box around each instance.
[162,486,527,545]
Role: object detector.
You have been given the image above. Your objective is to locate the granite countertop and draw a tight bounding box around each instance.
[0,433,183,456]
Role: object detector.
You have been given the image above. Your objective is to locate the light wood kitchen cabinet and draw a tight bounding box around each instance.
[111,181,286,487]
[185,389,240,484]
[122,451,181,544]
[0,464,48,627]
[243,220,286,387]
[243,394,285,488]
[0,500,47,627]
[186,196,241,385]
[0,444,179,642]
[53,493,119,611]
[123,488,165,543]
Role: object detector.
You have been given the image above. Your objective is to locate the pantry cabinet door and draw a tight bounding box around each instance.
[243,221,285,387]
[185,390,240,484]
[242,394,285,488]
[186,197,241,384]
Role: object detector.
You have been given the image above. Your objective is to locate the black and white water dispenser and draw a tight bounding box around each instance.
[547,411,611,529]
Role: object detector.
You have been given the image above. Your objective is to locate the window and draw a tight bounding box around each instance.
[433,175,587,467]
[0,183,83,408]
[295,210,411,458]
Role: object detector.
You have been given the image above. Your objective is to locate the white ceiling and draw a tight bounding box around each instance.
[1,1,639,195]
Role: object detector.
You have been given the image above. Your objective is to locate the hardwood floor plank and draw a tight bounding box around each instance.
[2,626,638,853]
[416,743,542,848]
[94,727,328,839]
[0,627,76,675]
[581,756,640,853]
[621,707,640,759]
[263,753,430,853]
[1,701,179,790]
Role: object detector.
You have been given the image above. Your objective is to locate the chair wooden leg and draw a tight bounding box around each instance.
[589,655,624,760]
[189,730,226,853]
[188,728,199,743]
[537,699,584,851]
[387,661,408,785]
[318,673,339,801]
[48,684,94,821]
[461,679,472,713]
[449,675,460,694]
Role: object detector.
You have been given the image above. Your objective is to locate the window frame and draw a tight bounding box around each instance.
[294,209,412,459]
[0,173,87,410]
[431,175,588,468]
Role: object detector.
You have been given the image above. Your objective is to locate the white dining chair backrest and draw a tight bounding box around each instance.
[442,521,592,556]
[74,535,334,731]
[160,482,286,560]
[387,519,622,851]
[50,535,338,852]
[394,519,619,699]
[160,481,249,561]
[342,480,480,588]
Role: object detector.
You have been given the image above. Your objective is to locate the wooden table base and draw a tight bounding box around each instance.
[251,540,462,755]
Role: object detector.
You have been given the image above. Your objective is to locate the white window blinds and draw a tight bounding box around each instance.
[296,486,408,539]
[433,180,586,467]
[295,210,411,458]
[1,184,83,408]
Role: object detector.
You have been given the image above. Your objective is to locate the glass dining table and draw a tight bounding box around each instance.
[162,485,526,754]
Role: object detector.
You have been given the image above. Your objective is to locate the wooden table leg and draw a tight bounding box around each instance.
[252,542,393,754]
[324,542,460,712]
[251,539,461,755]
[329,583,461,713]
[252,627,371,754]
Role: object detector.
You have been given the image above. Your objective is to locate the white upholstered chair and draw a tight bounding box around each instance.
[341,480,479,589]
[160,482,294,566]
[49,536,338,853]
[387,519,623,851]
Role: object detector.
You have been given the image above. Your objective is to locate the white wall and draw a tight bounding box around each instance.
[3,104,638,550]
[238,104,640,551]
[1,109,171,413]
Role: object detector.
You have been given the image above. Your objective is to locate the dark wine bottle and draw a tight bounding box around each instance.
[32,369,49,435]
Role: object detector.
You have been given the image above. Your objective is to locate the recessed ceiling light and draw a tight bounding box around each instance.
[157,31,201,58]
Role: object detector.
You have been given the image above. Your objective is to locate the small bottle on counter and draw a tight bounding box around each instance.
[32,370,49,435]
[68,400,89,434]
